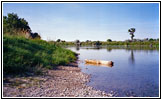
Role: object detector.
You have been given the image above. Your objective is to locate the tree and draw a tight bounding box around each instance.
[149,38,154,41]
[56,39,61,42]
[94,41,102,46]
[86,40,90,42]
[75,39,80,44]
[107,39,112,42]
[75,40,81,46]
[3,13,42,39]
[3,13,31,35]
[128,28,136,40]
[30,32,41,39]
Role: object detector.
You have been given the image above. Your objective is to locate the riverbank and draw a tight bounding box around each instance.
[3,62,113,97]
[3,35,77,76]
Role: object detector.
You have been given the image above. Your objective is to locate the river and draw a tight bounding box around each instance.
[67,46,159,97]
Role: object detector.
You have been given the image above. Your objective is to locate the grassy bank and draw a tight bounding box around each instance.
[3,35,77,76]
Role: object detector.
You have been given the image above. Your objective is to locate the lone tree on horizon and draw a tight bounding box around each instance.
[75,39,81,46]
[128,28,136,41]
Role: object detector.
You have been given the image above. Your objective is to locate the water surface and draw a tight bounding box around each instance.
[68,46,159,97]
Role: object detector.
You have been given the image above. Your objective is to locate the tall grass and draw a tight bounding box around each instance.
[3,35,77,76]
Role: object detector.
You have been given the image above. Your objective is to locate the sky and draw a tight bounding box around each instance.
[3,3,159,41]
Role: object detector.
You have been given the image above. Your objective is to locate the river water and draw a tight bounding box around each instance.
[68,46,159,97]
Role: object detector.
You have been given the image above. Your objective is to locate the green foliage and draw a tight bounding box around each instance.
[58,38,158,47]
[107,39,112,42]
[30,32,41,39]
[3,13,31,36]
[3,13,41,39]
[49,40,75,46]
[94,41,102,46]
[3,35,77,76]
[86,40,91,43]
[56,39,61,42]
[128,28,136,33]
[106,45,159,51]
[157,38,159,41]
[149,38,154,41]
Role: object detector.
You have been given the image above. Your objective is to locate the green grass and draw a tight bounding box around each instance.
[3,35,77,76]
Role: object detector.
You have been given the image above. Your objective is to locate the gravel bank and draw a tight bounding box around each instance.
[3,63,113,97]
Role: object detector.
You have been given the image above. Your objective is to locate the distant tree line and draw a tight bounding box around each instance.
[53,38,159,47]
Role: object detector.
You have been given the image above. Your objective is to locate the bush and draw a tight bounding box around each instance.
[107,39,112,42]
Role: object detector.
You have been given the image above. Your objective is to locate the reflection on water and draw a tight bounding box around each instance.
[67,46,159,97]
[75,46,80,51]
[129,50,135,65]
[107,48,112,52]
[85,63,113,68]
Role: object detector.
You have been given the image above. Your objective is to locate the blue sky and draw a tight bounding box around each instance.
[3,3,159,41]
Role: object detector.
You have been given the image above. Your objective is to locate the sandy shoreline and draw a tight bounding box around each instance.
[3,62,113,97]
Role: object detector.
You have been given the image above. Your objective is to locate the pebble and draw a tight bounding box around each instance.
[3,65,113,97]
[21,84,27,87]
